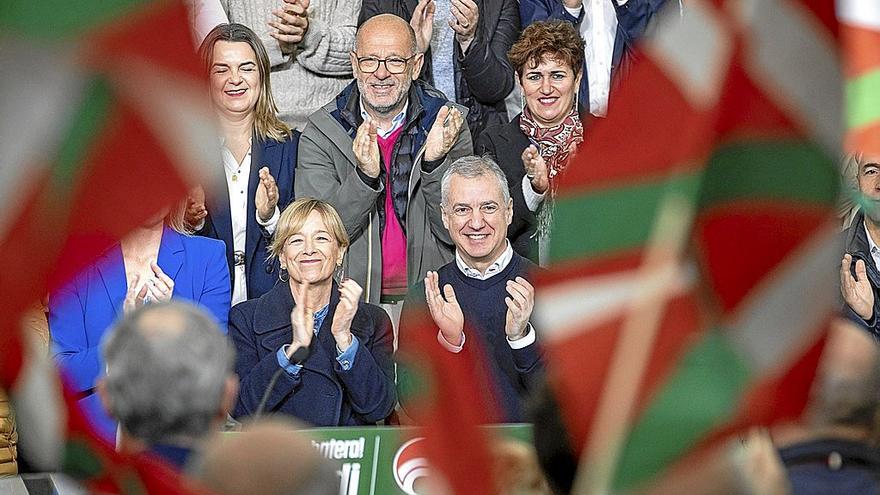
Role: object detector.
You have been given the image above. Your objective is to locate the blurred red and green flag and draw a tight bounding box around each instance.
[839,0,880,155]
[534,0,842,492]
[0,1,215,492]
[396,295,504,495]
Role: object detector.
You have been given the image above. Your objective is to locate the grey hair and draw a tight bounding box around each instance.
[356,14,418,55]
[101,301,235,444]
[441,155,511,208]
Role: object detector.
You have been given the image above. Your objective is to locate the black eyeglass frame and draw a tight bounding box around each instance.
[352,53,418,74]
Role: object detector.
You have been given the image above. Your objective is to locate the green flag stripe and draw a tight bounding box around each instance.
[51,78,114,192]
[699,140,838,211]
[549,172,702,264]
[63,438,105,479]
[612,328,751,491]
[847,69,880,129]
[0,0,151,39]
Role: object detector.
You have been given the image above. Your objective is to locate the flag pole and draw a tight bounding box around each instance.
[572,191,695,495]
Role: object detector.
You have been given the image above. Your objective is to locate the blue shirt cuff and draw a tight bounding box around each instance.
[277,345,303,375]
[336,335,359,370]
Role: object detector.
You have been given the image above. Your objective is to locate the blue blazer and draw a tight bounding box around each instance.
[199,132,299,301]
[49,226,231,439]
[519,0,669,113]
[230,282,396,426]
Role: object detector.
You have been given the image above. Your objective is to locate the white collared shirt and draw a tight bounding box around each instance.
[438,241,537,351]
[565,0,622,117]
[221,140,279,305]
[455,240,515,280]
[359,101,408,139]
[864,220,880,270]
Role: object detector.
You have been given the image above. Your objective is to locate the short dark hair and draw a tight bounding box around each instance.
[508,20,584,78]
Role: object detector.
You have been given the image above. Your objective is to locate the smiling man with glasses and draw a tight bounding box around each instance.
[297,14,472,335]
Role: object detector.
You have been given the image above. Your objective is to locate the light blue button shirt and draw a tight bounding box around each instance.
[276,304,360,374]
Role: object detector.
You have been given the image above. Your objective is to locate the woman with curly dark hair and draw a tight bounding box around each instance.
[476,20,584,263]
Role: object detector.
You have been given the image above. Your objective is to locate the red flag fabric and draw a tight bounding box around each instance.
[0,1,215,492]
[534,0,842,491]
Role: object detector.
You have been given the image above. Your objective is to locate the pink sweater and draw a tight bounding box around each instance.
[377,127,407,298]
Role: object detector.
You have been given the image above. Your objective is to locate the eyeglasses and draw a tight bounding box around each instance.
[353,54,416,74]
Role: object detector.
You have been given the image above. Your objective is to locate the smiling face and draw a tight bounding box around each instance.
[209,40,260,117]
[442,173,513,271]
[519,55,581,127]
[279,210,345,287]
[859,158,880,223]
[351,17,423,118]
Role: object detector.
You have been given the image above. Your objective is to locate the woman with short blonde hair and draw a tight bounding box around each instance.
[230,198,396,426]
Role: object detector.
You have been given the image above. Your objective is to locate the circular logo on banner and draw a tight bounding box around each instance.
[392,437,430,495]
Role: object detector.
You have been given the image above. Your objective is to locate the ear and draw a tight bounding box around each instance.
[505,199,513,226]
[349,51,359,75]
[337,246,347,266]
[96,379,112,415]
[441,206,450,231]
[574,69,583,89]
[411,52,425,81]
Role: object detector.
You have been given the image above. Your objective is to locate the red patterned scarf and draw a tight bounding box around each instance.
[519,106,584,183]
[519,106,584,240]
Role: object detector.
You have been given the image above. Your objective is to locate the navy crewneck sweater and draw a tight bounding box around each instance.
[434,253,544,422]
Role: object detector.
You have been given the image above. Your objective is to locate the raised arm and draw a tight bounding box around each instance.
[613,0,670,45]
[229,304,303,417]
[294,0,360,76]
[49,283,101,394]
[333,303,397,423]
[295,125,382,242]
[419,105,473,246]
[519,0,581,27]
[457,0,520,104]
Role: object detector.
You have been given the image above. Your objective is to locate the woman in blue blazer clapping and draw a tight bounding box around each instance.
[49,203,231,440]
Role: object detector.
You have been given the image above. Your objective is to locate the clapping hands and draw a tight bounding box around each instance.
[269,0,311,54]
[424,271,464,346]
[521,145,549,194]
[123,262,174,314]
[255,167,280,223]
[353,118,381,178]
[841,253,875,320]
[504,277,534,341]
[331,279,362,352]
[424,106,464,163]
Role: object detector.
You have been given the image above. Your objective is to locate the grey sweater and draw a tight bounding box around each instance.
[225,0,361,130]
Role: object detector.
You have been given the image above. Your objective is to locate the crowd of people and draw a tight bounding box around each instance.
[29,0,880,493]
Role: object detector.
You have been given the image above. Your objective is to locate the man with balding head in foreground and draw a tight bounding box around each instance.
[97,301,238,470]
[296,13,472,329]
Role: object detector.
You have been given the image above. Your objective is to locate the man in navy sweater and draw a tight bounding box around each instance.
[400,155,544,422]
